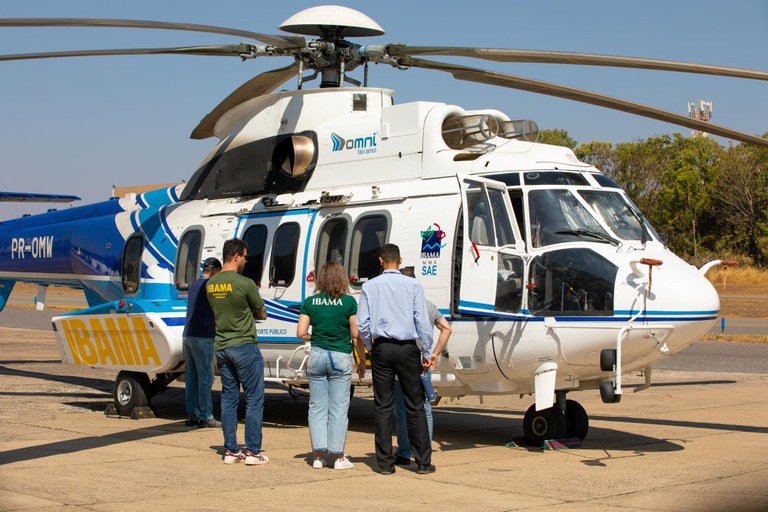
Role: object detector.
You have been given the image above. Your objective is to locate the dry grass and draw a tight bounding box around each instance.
[707,266,768,287]
[14,282,82,296]
[700,334,768,345]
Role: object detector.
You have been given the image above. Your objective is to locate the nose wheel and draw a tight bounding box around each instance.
[522,399,589,446]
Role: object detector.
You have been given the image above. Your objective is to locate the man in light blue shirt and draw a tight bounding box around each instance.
[357,243,435,475]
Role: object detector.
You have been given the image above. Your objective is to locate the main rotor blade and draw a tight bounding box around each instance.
[0,45,256,61]
[191,62,299,140]
[389,46,768,81]
[404,57,768,148]
[0,18,305,48]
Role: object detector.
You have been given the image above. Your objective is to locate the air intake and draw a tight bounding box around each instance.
[441,114,499,150]
[497,119,539,142]
[275,135,316,178]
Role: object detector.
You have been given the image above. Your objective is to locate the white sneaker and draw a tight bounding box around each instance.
[333,455,354,470]
[223,449,245,464]
[312,457,326,469]
[245,450,270,465]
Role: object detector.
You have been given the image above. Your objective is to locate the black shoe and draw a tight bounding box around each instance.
[184,418,199,427]
[198,418,222,428]
[416,464,436,474]
[394,455,411,466]
[378,466,396,475]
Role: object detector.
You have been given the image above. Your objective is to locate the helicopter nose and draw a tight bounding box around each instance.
[642,258,720,351]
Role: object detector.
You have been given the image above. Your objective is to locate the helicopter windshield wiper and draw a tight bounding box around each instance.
[555,229,621,246]
[625,204,649,245]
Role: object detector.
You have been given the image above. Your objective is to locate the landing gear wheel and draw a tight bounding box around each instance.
[563,399,589,441]
[523,404,566,446]
[113,371,151,416]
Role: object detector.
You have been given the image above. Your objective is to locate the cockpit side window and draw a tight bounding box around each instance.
[488,188,515,246]
[122,234,144,295]
[467,186,493,246]
[507,189,526,244]
[527,249,617,316]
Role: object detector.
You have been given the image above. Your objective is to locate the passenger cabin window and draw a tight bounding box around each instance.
[270,223,300,286]
[350,215,388,285]
[122,235,144,294]
[317,218,348,269]
[242,225,268,285]
[174,229,203,291]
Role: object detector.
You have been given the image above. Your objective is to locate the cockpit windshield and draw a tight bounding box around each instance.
[529,189,613,248]
[578,190,650,241]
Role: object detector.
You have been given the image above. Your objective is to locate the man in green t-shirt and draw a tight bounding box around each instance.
[207,238,269,466]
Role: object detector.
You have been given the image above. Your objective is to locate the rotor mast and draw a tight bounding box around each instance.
[279,5,385,89]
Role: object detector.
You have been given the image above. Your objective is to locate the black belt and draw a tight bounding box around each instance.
[374,337,415,344]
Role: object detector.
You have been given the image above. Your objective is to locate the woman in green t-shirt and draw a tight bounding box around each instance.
[297,262,366,470]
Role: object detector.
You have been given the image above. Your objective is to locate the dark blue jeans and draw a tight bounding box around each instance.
[216,342,265,454]
[183,336,215,421]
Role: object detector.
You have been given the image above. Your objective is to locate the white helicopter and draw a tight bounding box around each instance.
[0,5,764,445]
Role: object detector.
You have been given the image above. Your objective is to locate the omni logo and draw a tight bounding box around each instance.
[330,131,378,155]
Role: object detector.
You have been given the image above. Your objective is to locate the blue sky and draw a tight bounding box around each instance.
[1,0,766,218]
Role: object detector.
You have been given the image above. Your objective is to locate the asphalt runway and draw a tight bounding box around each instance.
[1,326,767,511]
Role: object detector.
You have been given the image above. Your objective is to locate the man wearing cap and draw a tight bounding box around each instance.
[182,256,222,428]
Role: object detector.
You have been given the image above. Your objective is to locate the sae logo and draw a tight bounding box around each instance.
[420,223,447,259]
[330,131,378,155]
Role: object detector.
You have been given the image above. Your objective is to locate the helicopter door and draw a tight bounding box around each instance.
[456,175,524,316]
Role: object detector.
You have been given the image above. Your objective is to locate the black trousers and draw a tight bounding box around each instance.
[371,340,431,469]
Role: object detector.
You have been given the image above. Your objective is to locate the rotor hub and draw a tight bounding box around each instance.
[279,5,385,38]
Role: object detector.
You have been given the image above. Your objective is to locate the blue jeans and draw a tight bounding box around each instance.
[216,343,265,454]
[183,336,215,421]
[394,370,433,459]
[306,347,353,454]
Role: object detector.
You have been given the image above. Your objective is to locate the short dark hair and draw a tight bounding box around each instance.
[379,243,400,264]
[222,238,248,264]
[202,257,222,271]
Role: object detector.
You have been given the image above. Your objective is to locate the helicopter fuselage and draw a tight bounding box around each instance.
[0,87,719,411]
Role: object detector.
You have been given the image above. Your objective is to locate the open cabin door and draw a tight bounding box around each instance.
[456,174,525,317]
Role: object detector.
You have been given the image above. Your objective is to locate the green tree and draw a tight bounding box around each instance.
[710,136,768,265]
[610,135,673,231]
[655,135,721,259]
[575,140,615,175]
[538,128,577,149]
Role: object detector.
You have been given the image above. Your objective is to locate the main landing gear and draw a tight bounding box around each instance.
[112,371,182,416]
[522,396,589,446]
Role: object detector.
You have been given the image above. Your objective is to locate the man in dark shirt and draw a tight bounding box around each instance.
[183,257,222,428]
